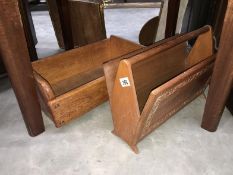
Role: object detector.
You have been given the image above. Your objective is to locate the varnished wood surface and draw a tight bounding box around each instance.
[47,0,65,48]
[47,0,106,49]
[132,42,188,112]
[49,77,108,127]
[0,0,44,136]
[202,0,233,132]
[104,26,214,153]
[33,36,142,127]
[56,0,74,50]
[139,56,214,141]
[69,0,106,47]
[103,26,209,106]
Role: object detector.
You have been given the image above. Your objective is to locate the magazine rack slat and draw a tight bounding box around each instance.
[103,26,215,153]
[32,36,143,127]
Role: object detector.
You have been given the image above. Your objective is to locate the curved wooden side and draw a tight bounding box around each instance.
[33,71,55,101]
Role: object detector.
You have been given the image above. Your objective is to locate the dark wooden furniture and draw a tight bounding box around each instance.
[165,0,180,38]
[0,56,6,76]
[138,1,163,46]
[48,0,164,49]
[226,90,233,115]
[103,26,214,153]
[47,0,106,50]
[139,16,160,46]
[201,0,233,132]
[0,0,44,136]
[32,36,142,127]
[182,0,227,47]
[19,0,38,60]
[0,0,38,77]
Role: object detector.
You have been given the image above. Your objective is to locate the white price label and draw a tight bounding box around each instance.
[120,77,130,87]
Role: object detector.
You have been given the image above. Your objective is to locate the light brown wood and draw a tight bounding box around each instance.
[33,36,142,127]
[49,77,107,127]
[103,35,186,107]
[132,42,188,111]
[103,26,214,153]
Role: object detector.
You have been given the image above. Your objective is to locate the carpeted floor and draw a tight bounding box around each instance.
[0,8,233,175]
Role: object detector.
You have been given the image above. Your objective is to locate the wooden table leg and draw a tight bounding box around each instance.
[165,0,181,38]
[201,0,233,132]
[19,0,38,61]
[226,89,233,115]
[0,0,45,136]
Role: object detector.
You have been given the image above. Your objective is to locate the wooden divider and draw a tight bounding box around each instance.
[103,26,215,153]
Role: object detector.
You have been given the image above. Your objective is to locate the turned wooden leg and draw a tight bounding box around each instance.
[0,0,45,136]
[201,0,233,132]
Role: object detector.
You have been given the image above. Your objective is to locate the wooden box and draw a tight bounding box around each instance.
[103,26,215,153]
[32,36,143,127]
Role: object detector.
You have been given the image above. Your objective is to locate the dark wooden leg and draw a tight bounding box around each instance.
[210,0,228,47]
[201,0,233,132]
[226,89,233,115]
[19,0,38,61]
[0,55,6,76]
[165,0,180,38]
[56,0,74,50]
[0,0,45,136]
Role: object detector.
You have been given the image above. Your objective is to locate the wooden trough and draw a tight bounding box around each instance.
[32,36,143,127]
[103,26,215,153]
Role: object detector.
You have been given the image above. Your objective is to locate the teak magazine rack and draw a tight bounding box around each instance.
[103,26,215,153]
[32,36,143,127]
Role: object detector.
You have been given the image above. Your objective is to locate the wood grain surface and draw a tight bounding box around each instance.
[202,0,233,132]
[104,26,214,153]
[33,36,142,127]
[0,0,44,136]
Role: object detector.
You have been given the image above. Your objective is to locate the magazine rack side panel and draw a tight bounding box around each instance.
[187,27,213,66]
[132,42,188,112]
[139,57,215,140]
[103,41,143,105]
[111,60,141,149]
